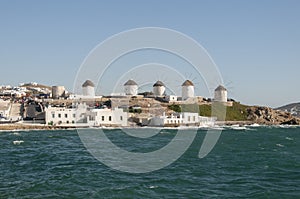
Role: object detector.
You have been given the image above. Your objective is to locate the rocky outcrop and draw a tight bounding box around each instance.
[247,106,300,125]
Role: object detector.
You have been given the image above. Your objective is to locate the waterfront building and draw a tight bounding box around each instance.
[45,103,127,127]
[148,112,216,127]
[0,100,11,119]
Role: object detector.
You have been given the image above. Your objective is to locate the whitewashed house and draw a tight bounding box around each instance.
[0,100,11,119]
[165,95,178,102]
[45,103,128,127]
[148,112,215,127]
[92,108,127,127]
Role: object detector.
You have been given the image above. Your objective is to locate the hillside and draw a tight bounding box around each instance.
[276,102,300,117]
[168,102,300,125]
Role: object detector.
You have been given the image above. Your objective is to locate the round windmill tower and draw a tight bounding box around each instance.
[124,79,138,95]
[82,80,95,97]
[182,80,194,100]
[153,80,165,97]
[214,85,227,102]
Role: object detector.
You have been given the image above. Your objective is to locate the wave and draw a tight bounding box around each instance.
[13,140,24,145]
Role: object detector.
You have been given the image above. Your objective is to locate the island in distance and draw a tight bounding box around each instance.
[276,102,300,118]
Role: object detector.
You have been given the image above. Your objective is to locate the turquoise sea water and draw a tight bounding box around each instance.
[0,126,299,198]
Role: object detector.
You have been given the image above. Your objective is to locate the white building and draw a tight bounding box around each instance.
[148,112,215,127]
[82,80,95,97]
[45,103,128,127]
[214,85,227,102]
[45,103,89,126]
[0,100,11,119]
[92,108,127,127]
[153,81,165,96]
[182,80,194,100]
[124,79,138,96]
[165,95,178,102]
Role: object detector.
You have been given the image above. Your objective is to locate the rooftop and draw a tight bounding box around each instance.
[182,80,194,86]
[215,85,227,91]
[82,80,95,87]
[124,79,138,86]
[153,80,165,87]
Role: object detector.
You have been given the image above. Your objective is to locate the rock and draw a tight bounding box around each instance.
[280,118,300,125]
[246,106,299,125]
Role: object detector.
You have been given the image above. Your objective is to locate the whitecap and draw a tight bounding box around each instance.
[276,143,284,147]
[13,140,24,145]
[285,137,294,141]
[149,185,158,189]
[249,123,260,127]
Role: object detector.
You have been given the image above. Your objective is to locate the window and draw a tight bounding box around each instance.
[66,121,69,124]
[58,113,61,118]
[72,121,75,124]
[52,114,55,118]
[102,116,104,121]
[120,116,123,121]
[193,116,195,121]
[109,116,112,121]
[73,114,76,118]
[188,116,190,122]
[65,114,68,118]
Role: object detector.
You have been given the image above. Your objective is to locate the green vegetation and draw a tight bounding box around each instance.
[199,104,211,117]
[200,102,249,121]
[129,108,142,114]
[225,102,249,121]
[168,102,250,121]
[168,104,181,112]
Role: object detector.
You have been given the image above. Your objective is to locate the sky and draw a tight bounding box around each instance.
[0,0,299,108]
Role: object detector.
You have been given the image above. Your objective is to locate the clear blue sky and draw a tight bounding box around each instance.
[0,0,299,107]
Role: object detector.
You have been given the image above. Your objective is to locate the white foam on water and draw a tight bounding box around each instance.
[276,143,284,147]
[13,140,24,145]
[285,137,294,141]
[149,185,158,189]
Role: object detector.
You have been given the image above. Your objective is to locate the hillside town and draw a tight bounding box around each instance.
[0,80,231,128]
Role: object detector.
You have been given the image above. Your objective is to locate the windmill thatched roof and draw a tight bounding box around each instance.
[153,80,165,87]
[182,80,194,86]
[124,79,137,86]
[215,85,227,91]
[82,80,95,87]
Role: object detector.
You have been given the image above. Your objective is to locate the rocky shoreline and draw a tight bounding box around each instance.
[247,106,300,125]
[0,124,72,131]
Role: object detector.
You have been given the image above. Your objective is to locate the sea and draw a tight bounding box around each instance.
[0,126,299,198]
